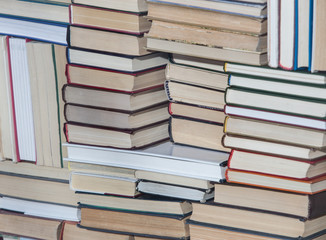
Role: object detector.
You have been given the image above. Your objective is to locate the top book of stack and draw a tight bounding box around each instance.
[146,0,267,65]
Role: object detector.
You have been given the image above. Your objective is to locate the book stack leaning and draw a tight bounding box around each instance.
[0,1,79,239]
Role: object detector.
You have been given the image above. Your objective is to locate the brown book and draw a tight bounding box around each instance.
[64,121,169,149]
[70,4,151,34]
[190,202,326,239]
[61,221,133,240]
[214,183,326,219]
[0,210,62,240]
[69,26,149,56]
[148,20,267,52]
[62,84,167,112]
[147,1,267,35]
[169,116,229,152]
[79,206,190,239]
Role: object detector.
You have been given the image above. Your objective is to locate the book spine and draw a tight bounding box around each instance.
[293,0,299,70]
[168,116,174,143]
[168,102,173,115]
[308,0,314,71]
[164,80,173,102]
[227,150,234,168]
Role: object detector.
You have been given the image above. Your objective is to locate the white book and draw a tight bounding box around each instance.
[64,141,228,182]
[0,196,79,221]
[267,0,279,68]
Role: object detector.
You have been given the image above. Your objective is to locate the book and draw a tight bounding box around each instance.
[146,37,267,66]
[0,172,77,206]
[67,48,168,72]
[166,61,228,91]
[170,116,229,152]
[0,210,62,240]
[171,54,224,72]
[188,220,326,240]
[0,16,68,45]
[61,221,134,240]
[225,87,326,119]
[224,116,326,149]
[228,74,326,100]
[224,62,326,85]
[147,0,267,18]
[64,121,169,149]
[190,203,326,238]
[226,168,326,194]
[66,64,166,92]
[76,192,192,216]
[27,41,64,167]
[0,0,69,24]
[225,105,326,130]
[0,36,16,162]
[79,206,190,239]
[64,103,169,129]
[70,4,151,34]
[228,150,326,179]
[7,37,36,162]
[279,0,295,70]
[135,170,214,190]
[68,161,136,178]
[295,0,311,69]
[64,141,229,182]
[267,0,279,68]
[147,20,267,52]
[71,0,148,13]
[147,1,267,35]
[311,0,326,72]
[222,134,326,160]
[70,172,140,197]
[137,181,214,202]
[69,26,150,56]
[0,196,79,221]
[169,102,225,124]
[165,80,225,110]
[62,84,167,112]
[214,183,326,219]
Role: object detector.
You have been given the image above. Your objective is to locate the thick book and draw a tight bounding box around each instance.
[225,87,326,119]
[169,116,229,152]
[79,206,190,239]
[226,168,326,194]
[64,121,169,149]
[166,61,228,91]
[70,172,140,197]
[165,80,225,110]
[222,134,326,160]
[71,0,148,13]
[61,221,133,240]
[224,62,326,85]
[0,210,63,240]
[214,183,326,219]
[64,141,229,182]
[228,149,326,179]
[76,192,192,216]
[66,64,166,92]
[62,84,167,112]
[225,105,326,130]
[190,202,326,239]
[67,48,168,72]
[147,20,267,52]
[169,102,225,124]
[0,16,68,45]
[70,4,151,34]
[64,103,169,130]
[0,0,69,24]
[137,181,214,202]
[146,37,267,66]
[224,116,326,150]
[147,1,267,35]
[147,0,267,18]
[69,26,150,56]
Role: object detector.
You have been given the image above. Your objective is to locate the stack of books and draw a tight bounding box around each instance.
[186,62,326,239]
[146,0,267,65]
